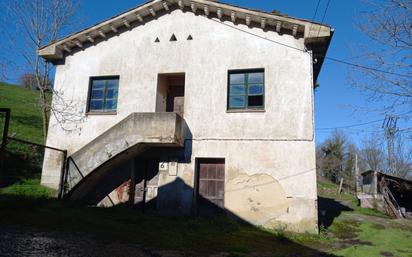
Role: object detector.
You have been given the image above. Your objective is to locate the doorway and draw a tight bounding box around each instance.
[195,158,225,215]
[156,73,185,117]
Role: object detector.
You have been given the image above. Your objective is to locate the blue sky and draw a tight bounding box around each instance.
[2,0,410,145]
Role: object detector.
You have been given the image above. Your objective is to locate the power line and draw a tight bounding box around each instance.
[324,57,412,79]
[317,0,331,38]
[308,0,322,37]
[316,118,384,130]
[211,18,412,79]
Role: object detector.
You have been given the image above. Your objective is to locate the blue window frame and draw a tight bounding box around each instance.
[87,76,119,113]
[228,69,264,110]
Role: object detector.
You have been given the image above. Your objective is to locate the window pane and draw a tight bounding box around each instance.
[105,99,117,110]
[106,88,118,99]
[106,79,119,89]
[248,72,264,84]
[230,84,245,95]
[248,84,263,95]
[92,80,105,89]
[91,89,104,99]
[229,73,244,85]
[229,96,246,108]
[248,95,263,107]
[90,100,104,110]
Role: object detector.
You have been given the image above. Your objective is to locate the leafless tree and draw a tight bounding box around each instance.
[359,134,385,172]
[351,0,412,117]
[1,0,83,142]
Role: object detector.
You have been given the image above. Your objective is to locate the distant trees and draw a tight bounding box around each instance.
[317,130,412,187]
[316,130,357,185]
[1,0,81,142]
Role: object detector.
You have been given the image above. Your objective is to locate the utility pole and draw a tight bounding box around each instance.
[355,153,360,194]
[382,115,398,174]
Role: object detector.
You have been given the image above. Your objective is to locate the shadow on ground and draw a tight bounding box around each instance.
[0,192,337,257]
[318,196,353,228]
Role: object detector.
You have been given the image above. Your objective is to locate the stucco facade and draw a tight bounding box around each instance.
[40,0,332,233]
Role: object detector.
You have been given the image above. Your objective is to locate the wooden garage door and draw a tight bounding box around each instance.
[198,160,225,209]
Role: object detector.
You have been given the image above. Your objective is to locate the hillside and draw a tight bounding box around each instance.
[0,82,44,144]
[0,82,47,182]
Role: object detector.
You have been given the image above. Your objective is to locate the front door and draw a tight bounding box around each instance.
[196,159,225,215]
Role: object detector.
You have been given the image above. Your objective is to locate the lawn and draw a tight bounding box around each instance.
[0,82,47,183]
[1,82,412,257]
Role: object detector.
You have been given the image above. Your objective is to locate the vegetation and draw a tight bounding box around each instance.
[0,82,47,182]
[1,82,412,256]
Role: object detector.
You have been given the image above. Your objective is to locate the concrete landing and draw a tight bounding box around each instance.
[64,112,184,201]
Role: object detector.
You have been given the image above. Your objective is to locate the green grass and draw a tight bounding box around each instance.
[0,178,55,198]
[1,84,411,256]
[0,82,48,180]
[0,82,45,144]
[0,180,329,257]
[336,223,412,257]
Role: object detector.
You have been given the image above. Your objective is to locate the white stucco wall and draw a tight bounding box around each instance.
[42,9,317,232]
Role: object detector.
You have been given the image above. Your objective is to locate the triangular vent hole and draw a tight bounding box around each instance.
[170,34,177,41]
[155,37,160,43]
[187,35,193,40]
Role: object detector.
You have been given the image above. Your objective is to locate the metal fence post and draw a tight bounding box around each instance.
[58,150,68,199]
[0,108,11,173]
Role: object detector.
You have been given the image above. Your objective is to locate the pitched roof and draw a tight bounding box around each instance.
[38,0,333,80]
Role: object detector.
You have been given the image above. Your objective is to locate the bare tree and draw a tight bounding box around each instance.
[1,0,81,142]
[392,134,412,177]
[360,134,385,172]
[351,0,412,116]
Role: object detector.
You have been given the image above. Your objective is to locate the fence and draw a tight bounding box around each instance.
[0,108,67,198]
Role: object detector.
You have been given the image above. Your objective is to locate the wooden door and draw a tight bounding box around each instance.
[197,159,225,215]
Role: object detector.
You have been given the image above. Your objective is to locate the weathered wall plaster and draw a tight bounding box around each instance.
[42,9,317,233]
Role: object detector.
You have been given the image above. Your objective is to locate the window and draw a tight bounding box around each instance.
[87,76,119,113]
[228,69,264,110]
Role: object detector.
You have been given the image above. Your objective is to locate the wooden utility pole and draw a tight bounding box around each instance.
[355,153,360,194]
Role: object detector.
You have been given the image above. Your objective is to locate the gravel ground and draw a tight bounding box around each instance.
[0,228,154,257]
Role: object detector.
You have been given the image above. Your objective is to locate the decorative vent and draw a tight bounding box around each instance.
[154,37,160,43]
[170,34,177,41]
[187,35,193,40]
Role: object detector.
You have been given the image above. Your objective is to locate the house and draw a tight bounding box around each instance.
[358,170,412,219]
[38,0,333,233]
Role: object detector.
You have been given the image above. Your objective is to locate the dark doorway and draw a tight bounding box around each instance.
[156,73,185,117]
[195,158,225,215]
[130,158,160,210]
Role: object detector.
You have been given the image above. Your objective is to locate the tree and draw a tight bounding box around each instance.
[1,0,80,142]
[359,134,385,172]
[351,0,412,116]
[318,130,348,182]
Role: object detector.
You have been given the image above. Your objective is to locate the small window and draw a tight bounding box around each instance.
[87,76,119,113]
[228,69,264,110]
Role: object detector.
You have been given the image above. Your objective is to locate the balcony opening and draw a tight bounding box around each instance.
[156,73,185,117]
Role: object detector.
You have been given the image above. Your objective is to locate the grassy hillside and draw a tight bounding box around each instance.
[0,82,44,144]
[0,82,46,183]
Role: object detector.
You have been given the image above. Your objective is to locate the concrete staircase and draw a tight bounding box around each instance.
[63,112,184,202]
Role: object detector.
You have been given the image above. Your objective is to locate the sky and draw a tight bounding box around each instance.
[1,0,410,146]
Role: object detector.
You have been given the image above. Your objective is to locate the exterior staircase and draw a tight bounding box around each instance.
[62,112,184,202]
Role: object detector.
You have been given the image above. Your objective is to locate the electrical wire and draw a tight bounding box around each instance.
[308,0,322,37]
[316,0,331,38]
[211,17,412,79]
